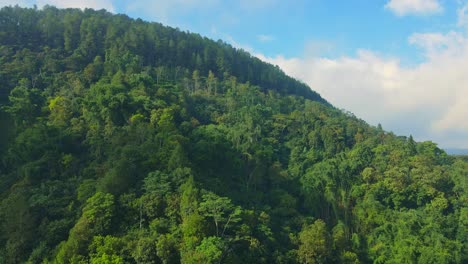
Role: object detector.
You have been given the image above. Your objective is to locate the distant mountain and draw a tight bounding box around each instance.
[445,148,468,155]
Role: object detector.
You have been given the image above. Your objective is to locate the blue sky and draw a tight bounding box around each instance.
[117,0,460,62]
[1,0,468,149]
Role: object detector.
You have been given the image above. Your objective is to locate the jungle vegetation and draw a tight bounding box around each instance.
[0,6,466,264]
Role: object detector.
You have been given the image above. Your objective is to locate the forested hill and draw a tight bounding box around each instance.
[0,5,326,103]
[0,6,467,264]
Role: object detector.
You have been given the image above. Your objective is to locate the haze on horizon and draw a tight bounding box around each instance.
[2,0,468,150]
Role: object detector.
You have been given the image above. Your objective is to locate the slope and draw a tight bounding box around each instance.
[0,6,466,264]
[0,5,326,104]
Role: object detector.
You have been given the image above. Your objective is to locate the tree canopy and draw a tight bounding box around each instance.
[0,6,466,264]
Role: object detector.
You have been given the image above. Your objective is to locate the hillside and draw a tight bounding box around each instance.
[0,6,467,264]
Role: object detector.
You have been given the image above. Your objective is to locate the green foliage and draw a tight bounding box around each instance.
[0,6,466,264]
[55,192,115,263]
[82,192,115,234]
[199,192,242,237]
[3,79,43,127]
[193,236,225,263]
[298,219,332,264]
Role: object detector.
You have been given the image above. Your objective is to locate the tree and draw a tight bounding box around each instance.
[0,187,35,263]
[48,96,72,127]
[298,219,331,264]
[55,192,115,263]
[192,70,200,94]
[3,79,43,127]
[199,192,242,237]
[206,70,217,95]
[179,176,205,263]
[63,11,81,52]
[155,234,180,264]
[193,236,225,264]
[89,236,125,264]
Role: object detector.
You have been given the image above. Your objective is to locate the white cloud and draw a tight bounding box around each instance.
[409,32,449,52]
[385,0,443,16]
[433,94,468,133]
[457,4,468,27]
[225,35,255,53]
[303,39,336,57]
[257,31,468,148]
[257,34,274,42]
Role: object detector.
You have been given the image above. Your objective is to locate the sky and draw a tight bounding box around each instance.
[1,0,468,149]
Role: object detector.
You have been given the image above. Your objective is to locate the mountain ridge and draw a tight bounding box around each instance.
[0,5,328,106]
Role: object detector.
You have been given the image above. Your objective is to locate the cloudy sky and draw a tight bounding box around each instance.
[1,0,468,149]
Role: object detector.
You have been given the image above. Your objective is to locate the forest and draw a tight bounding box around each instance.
[0,6,466,264]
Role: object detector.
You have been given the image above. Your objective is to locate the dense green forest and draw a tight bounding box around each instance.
[0,6,466,264]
